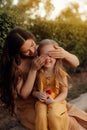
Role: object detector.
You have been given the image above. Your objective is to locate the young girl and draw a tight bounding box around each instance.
[33,39,71,130]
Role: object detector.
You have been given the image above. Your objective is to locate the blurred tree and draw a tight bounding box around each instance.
[56,3,82,23]
[43,0,54,19]
[0,0,54,22]
[17,0,54,20]
[0,0,87,71]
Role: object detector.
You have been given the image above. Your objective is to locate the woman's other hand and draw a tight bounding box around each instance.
[31,55,47,70]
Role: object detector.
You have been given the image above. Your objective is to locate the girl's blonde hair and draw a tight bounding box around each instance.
[38,39,70,88]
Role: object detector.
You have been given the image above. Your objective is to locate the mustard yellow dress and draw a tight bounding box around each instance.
[13,68,87,130]
[35,68,69,130]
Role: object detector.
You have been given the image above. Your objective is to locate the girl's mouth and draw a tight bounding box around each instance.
[45,59,51,64]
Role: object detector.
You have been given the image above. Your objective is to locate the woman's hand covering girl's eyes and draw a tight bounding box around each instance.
[47,45,67,59]
[31,55,47,70]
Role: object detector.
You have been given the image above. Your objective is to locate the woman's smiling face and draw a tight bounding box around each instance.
[20,39,37,58]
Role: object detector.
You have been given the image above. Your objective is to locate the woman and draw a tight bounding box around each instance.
[0,27,87,130]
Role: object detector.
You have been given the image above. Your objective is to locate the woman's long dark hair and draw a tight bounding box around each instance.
[0,27,36,112]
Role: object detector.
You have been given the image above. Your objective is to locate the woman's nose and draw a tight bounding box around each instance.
[30,47,35,55]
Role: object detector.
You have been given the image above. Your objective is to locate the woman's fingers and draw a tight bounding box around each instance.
[48,47,65,59]
[32,55,47,70]
[38,55,47,65]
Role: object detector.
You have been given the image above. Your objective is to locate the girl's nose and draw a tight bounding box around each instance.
[46,56,50,59]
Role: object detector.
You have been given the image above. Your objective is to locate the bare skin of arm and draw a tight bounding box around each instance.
[54,85,68,103]
[16,55,47,99]
[45,76,68,104]
[48,45,80,67]
[32,76,68,104]
[32,91,47,102]
[32,83,68,104]
[16,67,37,99]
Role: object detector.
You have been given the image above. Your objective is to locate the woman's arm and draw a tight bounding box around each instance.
[45,86,68,104]
[16,55,46,99]
[20,68,37,99]
[62,51,80,67]
[16,68,37,99]
[48,45,80,67]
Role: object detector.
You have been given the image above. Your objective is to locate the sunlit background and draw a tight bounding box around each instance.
[0,1,87,111]
[0,0,87,73]
[13,0,87,20]
[51,0,87,20]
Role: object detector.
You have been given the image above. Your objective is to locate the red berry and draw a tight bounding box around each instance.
[46,90,52,94]
[45,59,48,64]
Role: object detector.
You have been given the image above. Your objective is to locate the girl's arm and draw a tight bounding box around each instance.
[54,85,68,103]
[45,86,68,104]
[45,76,68,104]
[20,68,37,99]
[62,51,79,67]
[54,76,68,102]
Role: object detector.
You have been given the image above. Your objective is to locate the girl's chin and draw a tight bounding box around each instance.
[43,64,51,68]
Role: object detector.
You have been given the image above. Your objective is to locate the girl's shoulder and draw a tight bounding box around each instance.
[58,68,69,78]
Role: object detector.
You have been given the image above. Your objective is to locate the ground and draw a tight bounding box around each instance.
[67,71,87,100]
[0,72,87,130]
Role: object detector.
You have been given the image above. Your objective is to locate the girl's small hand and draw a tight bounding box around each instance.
[31,55,47,70]
[48,45,68,59]
[37,91,47,102]
[45,95,54,104]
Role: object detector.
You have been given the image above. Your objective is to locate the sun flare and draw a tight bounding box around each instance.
[50,0,87,19]
[13,0,87,20]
